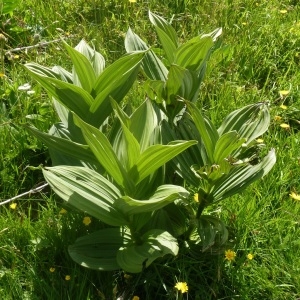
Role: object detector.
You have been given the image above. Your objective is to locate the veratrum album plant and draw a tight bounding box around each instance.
[24,11,276,273]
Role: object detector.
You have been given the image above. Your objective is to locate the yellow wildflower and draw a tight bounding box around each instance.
[49,267,55,272]
[289,192,300,201]
[274,115,282,121]
[279,90,290,96]
[256,139,264,143]
[194,193,199,202]
[280,104,287,110]
[175,282,188,294]
[247,253,254,260]
[59,208,67,214]
[0,73,5,78]
[83,216,92,226]
[241,22,247,25]
[280,123,290,129]
[279,9,288,14]
[10,203,17,209]
[225,249,236,261]
[129,0,136,2]
[132,296,140,300]
[65,275,71,281]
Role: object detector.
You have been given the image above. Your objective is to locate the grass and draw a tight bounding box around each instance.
[1,0,300,299]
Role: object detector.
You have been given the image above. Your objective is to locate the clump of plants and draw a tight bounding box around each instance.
[24,11,275,275]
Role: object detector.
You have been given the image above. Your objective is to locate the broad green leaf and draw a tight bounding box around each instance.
[25,63,67,79]
[197,215,228,252]
[119,123,141,171]
[113,99,159,152]
[125,28,168,81]
[218,102,270,145]
[25,64,93,120]
[25,125,100,168]
[210,149,276,202]
[64,41,96,93]
[1,0,21,14]
[186,101,219,164]
[129,140,197,185]
[69,228,130,271]
[43,166,128,226]
[110,98,130,127]
[90,52,145,126]
[144,80,165,103]
[213,131,246,163]
[115,184,189,215]
[117,229,178,273]
[161,119,201,186]
[153,26,177,63]
[52,66,73,83]
[74,39,105,77]
[148,11,178,48]
[140,202,188,237]
[175,36,213,71]
[73,114,134,192]
[165,65,195,103]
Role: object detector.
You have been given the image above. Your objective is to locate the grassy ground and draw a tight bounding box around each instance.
[1,0,300,299]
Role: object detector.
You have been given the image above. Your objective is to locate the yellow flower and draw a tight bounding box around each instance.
[194,193,199,202]
[280,104,287,110]
[279,9,288,14]
[83,216,91,226]
[0,73,5,78]
[289,192,300,201]
[65,275,71,281]
[279,90,290,96]
[59,208,67,214]
[175,282,188,294]
[132,296,140,300]
[10,203,17,209]
[225,249,236,261]
[129,0,136,2]
[49,267,55,272]
[256,139,264,143]
[247,253,254,260]
[241,22,247,25]
[274,115,282,121]
[280,123,290,129]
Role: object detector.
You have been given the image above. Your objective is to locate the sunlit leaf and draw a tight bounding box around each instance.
[117,229,178,273]
[43,166,128,226]
[69,228,130,271]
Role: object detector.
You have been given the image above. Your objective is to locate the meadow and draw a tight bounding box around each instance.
[0,0,300,299]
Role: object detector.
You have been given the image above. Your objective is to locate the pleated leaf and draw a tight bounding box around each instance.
[69,228,130,271]
[213,131,246,164]
[128,140,197,185]
[90,52,145,126]
[74,39,105,77]
[210,149,276,202]
[115,184,189,215]
[218,102,270,145]
[186,101,219,164]
[64,41,96,93]
[73,114,134,192]
[25,125,100,168]
[117,229,178,273]
[125,28,168,81]
[175,36,213,71]
[43,166,128,226]
[25,64,93,120]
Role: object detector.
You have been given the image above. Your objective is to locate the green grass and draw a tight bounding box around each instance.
[1,0,300,299]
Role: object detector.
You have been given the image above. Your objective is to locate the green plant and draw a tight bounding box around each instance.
[24,11,276,275]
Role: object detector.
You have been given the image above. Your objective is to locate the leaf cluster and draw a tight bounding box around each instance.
[24,11,276,273]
